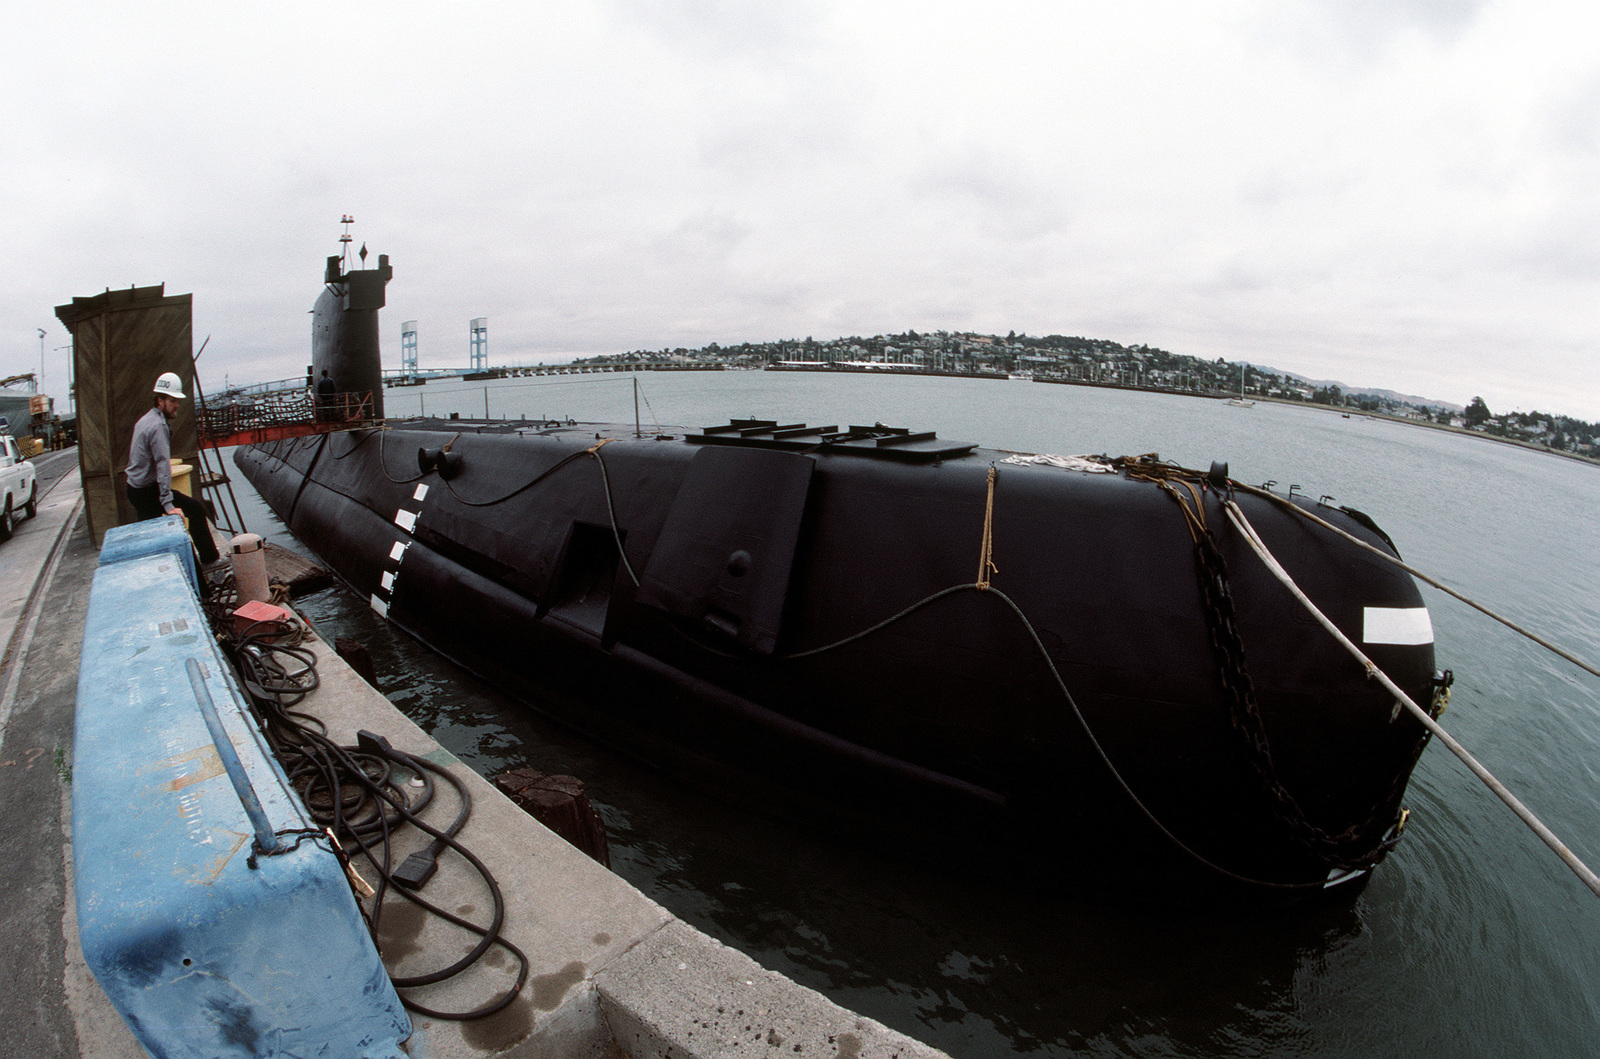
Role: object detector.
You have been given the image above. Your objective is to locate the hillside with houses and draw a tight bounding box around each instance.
[569,330,1598,459]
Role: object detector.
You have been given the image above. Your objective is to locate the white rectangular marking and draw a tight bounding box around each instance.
[394,509,417,533]
[380,571,395,592]
[370,595,389,618]
[1363,607,1433,646]
[389,541,408,562]
[413,483,429,502]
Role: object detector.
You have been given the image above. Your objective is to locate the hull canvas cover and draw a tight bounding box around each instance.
[237,418,1437,895]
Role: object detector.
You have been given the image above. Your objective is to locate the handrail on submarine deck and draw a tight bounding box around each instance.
[198,388,376,448]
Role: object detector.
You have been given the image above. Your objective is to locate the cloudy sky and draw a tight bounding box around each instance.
[5,1,1597,418]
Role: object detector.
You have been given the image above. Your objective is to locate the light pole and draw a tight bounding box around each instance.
[37,328,45,390]
[56,345,73,414]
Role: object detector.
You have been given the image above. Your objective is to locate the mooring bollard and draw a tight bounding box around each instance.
[230,533,270,604]
[493,767,611,868]
[334,637,378,687]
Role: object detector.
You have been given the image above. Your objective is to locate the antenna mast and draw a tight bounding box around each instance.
[339,214,355,270]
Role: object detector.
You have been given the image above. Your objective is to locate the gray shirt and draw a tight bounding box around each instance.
[126,406,173,509]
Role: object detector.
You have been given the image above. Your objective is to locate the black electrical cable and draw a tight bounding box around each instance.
[218,620,530,1019]
[268,703,530,1017]
[342,421,590,505]
[440,446,591,507]
[294,727,529,1018]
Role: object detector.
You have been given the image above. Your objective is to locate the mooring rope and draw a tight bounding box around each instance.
[1150,476,1411,870]
[1233,481,1600,682]
[976,466,1000,589]
[1222,497,1600,899]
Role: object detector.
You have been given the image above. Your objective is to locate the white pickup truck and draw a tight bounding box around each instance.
[0,435,38,541]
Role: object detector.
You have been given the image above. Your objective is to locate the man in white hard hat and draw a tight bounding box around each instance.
[126,371,221,567]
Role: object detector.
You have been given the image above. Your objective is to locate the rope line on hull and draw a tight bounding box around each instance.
[976,465,999,588]
[588,439,643,587]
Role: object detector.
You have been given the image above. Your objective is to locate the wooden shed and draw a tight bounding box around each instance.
[55,285,198,546]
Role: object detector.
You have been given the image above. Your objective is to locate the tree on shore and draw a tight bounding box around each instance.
[1465,396,1491,428]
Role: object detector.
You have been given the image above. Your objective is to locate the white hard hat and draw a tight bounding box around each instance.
[153,372,187,399]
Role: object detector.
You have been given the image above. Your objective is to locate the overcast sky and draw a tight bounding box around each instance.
[5,1,1597,418]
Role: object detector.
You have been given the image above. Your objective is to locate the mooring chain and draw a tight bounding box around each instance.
[1222,497,1600,899]
[1155,476,1406,871]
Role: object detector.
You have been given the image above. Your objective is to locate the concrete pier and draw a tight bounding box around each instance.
[0,456,950,1058]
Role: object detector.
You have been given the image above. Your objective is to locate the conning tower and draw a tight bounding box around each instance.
[312,217,391,420]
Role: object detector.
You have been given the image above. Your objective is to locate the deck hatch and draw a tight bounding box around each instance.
[636,445,814,654]
[689,419,976,463]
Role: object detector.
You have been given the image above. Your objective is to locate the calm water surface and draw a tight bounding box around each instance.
[226,372,1600,1057]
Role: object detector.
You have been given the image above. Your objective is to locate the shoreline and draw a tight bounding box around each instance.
[1249,393,1600,470]
[756,363,1600,470]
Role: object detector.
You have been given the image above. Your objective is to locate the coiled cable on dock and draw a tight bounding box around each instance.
[221,620,531,1018]
[230,622,319,708]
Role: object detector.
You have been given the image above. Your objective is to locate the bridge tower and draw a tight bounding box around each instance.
[401,321,418,374]
[469,318,488,371]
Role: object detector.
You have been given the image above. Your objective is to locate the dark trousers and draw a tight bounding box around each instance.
[127,482,220,564]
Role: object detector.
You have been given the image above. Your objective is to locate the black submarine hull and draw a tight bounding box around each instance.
[236,418,1438,897]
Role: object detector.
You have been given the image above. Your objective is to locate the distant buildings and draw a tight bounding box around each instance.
[568,330,1596,456]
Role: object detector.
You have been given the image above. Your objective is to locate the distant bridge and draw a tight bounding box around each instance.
[386,362,723,384]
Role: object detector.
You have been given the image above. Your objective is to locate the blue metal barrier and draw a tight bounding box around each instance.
[73,519,411,1058]
[99,516,200,594]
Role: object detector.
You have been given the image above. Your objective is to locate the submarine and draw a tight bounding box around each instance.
[235,232,1441,898]
[236,413,1441,898]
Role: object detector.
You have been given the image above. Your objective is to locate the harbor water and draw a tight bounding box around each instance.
[224,370,1600,1058]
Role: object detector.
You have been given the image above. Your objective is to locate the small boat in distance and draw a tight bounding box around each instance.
[1228,362,1255,406]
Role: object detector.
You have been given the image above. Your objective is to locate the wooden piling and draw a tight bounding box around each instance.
[492,767,611,868]
[334,637,377,687]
